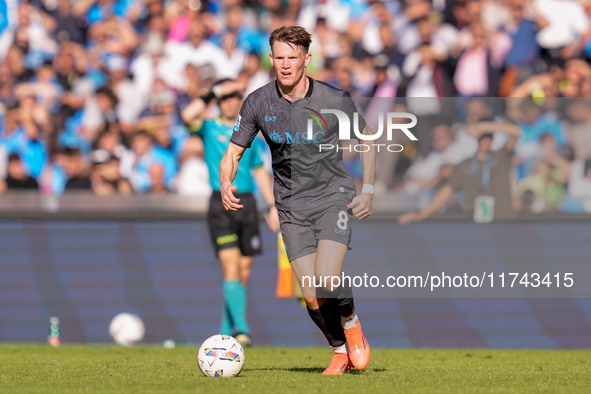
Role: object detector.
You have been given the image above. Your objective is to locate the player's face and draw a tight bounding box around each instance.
[270,41,311,89]
[219,96,241,120]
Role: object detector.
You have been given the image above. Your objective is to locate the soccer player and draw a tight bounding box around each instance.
[182,80,280,347]
[219,26,376,374]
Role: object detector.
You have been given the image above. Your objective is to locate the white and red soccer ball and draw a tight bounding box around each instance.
[109,313,145,346]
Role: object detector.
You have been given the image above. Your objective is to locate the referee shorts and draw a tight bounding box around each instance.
[207,191,262,257]
[278,191,354,262]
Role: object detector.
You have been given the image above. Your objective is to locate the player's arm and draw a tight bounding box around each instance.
[398,184,455,225]
[347,124,376,220]
[223,90,259,211]
[253,167,280,232]
[220,142,246,211]
[182,81,246,128]
[181,98,207,129]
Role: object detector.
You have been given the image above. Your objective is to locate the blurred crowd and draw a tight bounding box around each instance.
[1,0,591,214]
[386,96,591,215]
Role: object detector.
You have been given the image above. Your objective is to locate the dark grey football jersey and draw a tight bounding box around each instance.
[230,78,366,210]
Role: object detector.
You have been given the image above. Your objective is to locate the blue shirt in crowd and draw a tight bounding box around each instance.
[505,20,541,66]
[1,126,46,178]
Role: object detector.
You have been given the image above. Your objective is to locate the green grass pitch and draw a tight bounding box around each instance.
[1,344,590,393]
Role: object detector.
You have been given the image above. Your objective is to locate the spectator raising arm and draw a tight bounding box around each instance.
[465,121,521,151]
[399,120,521,224]
[397,184,455,224]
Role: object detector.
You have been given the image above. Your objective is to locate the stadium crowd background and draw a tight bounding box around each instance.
[1,0,591,214]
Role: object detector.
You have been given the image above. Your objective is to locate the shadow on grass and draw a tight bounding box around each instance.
[247,367,387,374]
[348,368,386,374]
[248,367,325,373]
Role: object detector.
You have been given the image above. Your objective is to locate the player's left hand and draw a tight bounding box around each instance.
[347,193,373,220]
[265,206,280,233]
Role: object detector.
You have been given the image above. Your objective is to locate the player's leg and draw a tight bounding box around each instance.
[279,208,352,374]
[315,240,351,317]
[239,256,252,287]
[314,207,370,370]
[232,192,262,346]
[218,248,250,337]
[289,252,320,307]
[207,191,243,337]
[293,245,349,348]
[232,255,253,346]
[217,247,245,335]
[290,253,351,375]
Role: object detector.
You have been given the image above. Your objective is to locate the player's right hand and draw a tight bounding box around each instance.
[397,212,423,225]
[221,182,243,211]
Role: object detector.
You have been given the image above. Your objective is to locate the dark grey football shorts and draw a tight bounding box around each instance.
[278,192,355,261]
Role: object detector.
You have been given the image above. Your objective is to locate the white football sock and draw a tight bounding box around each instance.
[333,344,347,354]
[342,314,358,330]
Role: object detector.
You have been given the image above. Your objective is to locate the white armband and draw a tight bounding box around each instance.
[361,184,375,195]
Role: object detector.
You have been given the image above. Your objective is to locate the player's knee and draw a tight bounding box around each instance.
[324,285,355,317]
[221,268,240,281]
[323,284,353,300]
[239,274,250,287]
[312,269,338,291]
[239,267,251,283]
[239,256,253,269]
[304,297,320,310]
[315,287,326,300]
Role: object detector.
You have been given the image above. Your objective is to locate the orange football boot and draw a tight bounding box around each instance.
[344,320,370,370]
[322,353,353,375]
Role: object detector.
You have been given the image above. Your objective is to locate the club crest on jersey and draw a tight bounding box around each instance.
[269,130,283,143]
[233,115,241,132]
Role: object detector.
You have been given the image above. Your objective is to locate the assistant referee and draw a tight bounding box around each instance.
[182,79,279,347]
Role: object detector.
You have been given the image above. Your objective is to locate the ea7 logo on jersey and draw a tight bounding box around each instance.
[233,115,241,132]
[265,116,276,122]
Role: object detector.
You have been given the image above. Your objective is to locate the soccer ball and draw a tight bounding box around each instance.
[197,335,245,378]
[109,313,145,346]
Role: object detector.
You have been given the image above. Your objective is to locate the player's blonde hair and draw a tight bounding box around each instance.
[269,26,312,53]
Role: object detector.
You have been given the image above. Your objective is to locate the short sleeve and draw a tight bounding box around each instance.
[230,94,259,148]
[341,91,366,132]
[187,119,205,137]
[249,137,265,169]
